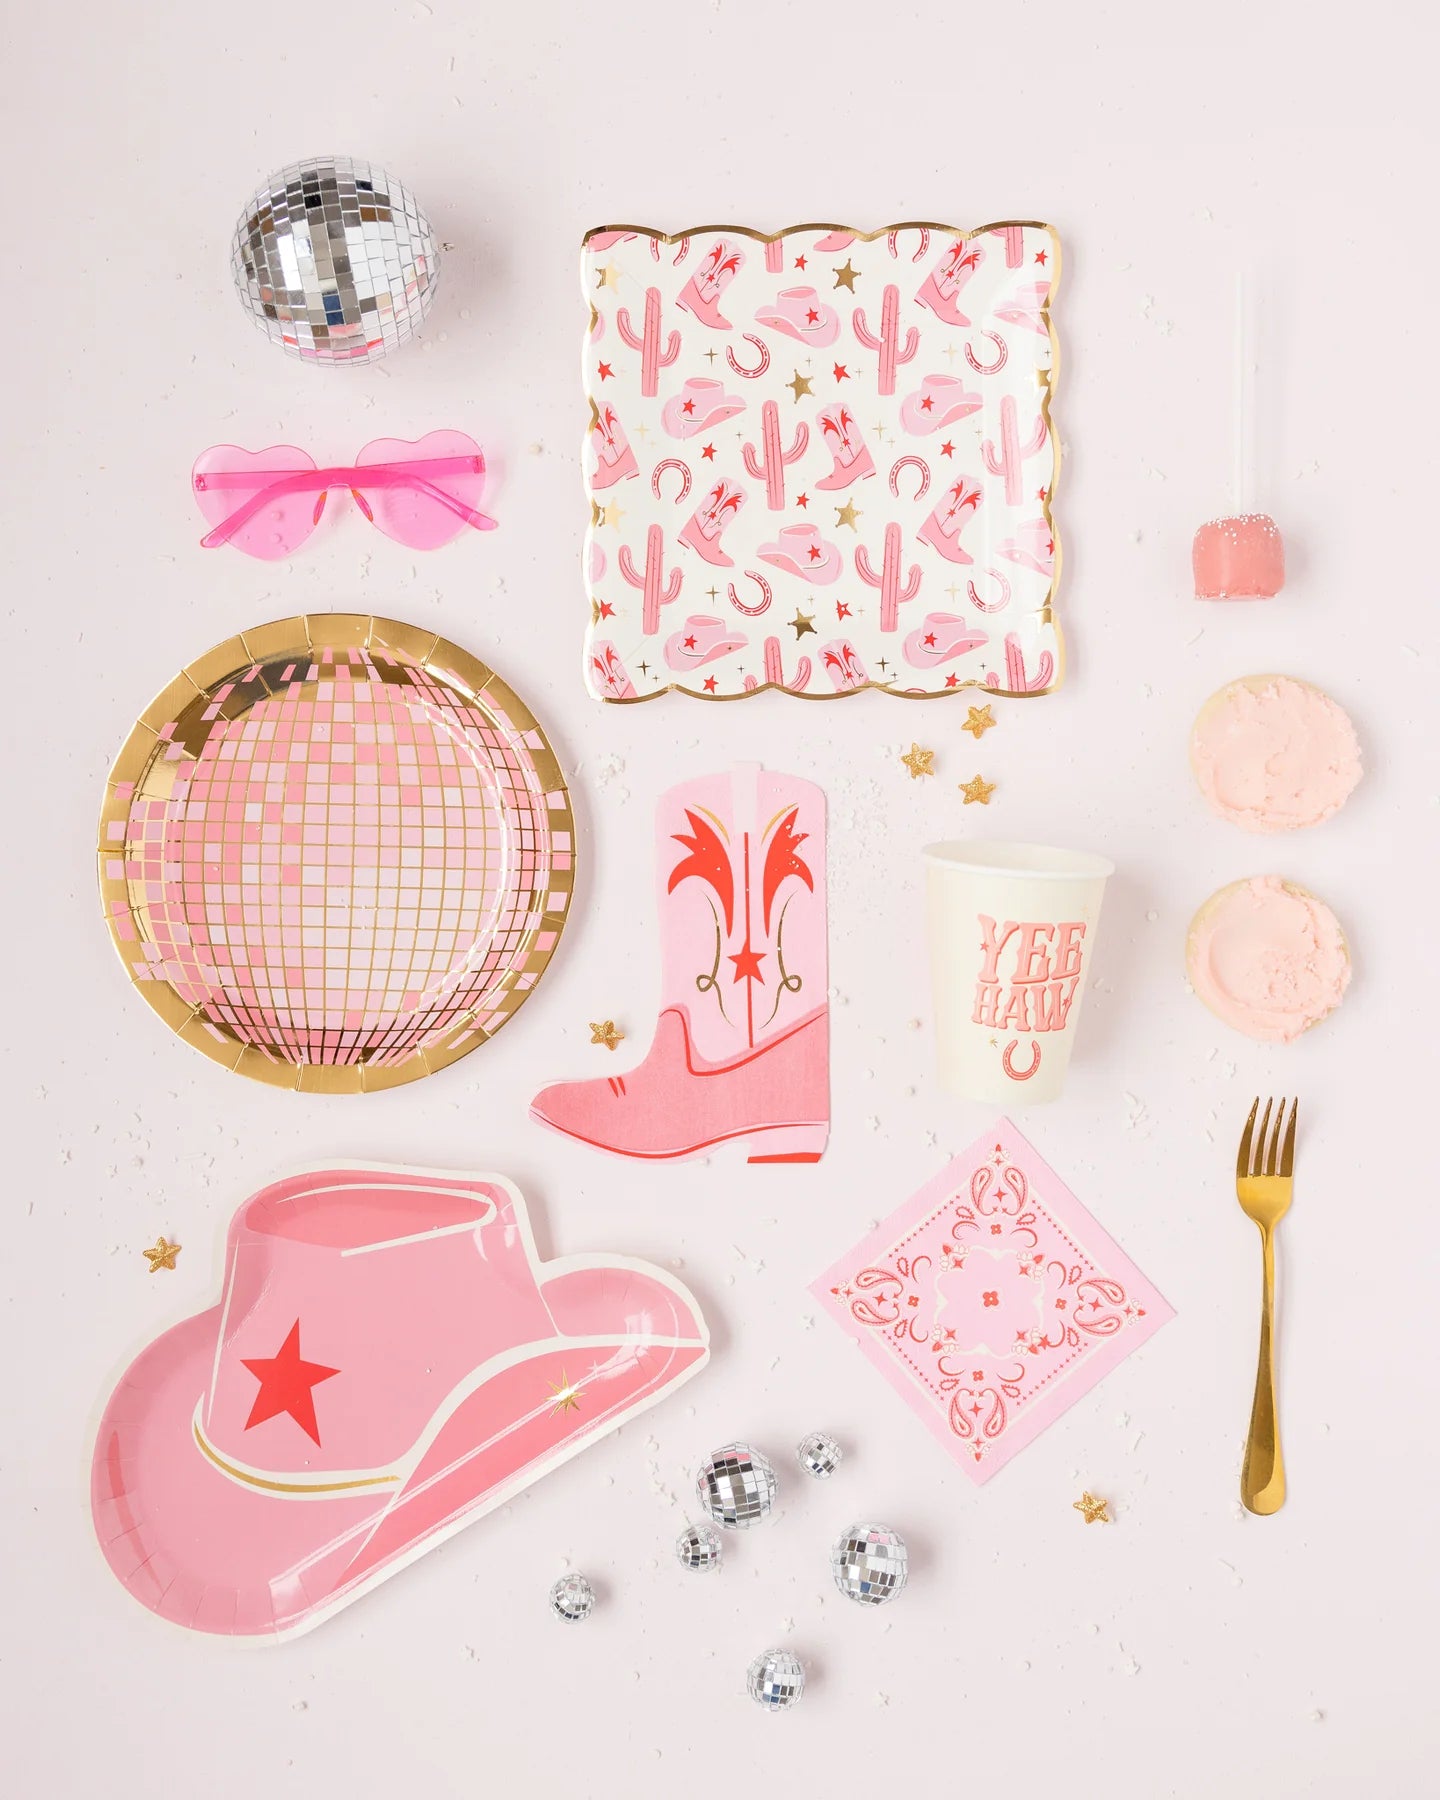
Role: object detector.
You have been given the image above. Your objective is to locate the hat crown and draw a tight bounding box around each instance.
[199,1171,551,1477]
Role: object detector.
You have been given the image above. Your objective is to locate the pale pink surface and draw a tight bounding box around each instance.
[1190,676,1362,832]
[1191,511,1286,598]
[11,8,1435,1793]
[810,1120,1173,1482]
[1187,876,1351,1042]
[91,1167,707,1638]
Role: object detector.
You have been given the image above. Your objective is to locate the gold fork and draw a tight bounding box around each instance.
[1236,1096,1297,1515]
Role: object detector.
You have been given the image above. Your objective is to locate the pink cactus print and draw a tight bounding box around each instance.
[582,222,1061,701]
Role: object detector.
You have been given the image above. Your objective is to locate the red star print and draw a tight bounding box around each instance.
[701,443,716,461]
[1035,249,1048,265]
[923,632,937,647]
[681,398,695,415]
[597,362,614,381]
[729,943,765,983]
[702,675,718,693]
[832,363,849,381]
[241,1320,338,1446]
[1036,487,1047,501]
[944,673,959,688]
[835,601,852,619]
[795,492,809,508]
[806,308,820,324]
[939,441,955,458]
[794,254,808,270]
[1047,537,1055,553]
[683,634,697,649]
[807,545,822,562]
[919,395,934,411]
[597,601,615,620]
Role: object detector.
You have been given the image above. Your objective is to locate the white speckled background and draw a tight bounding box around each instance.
[5,4,1436,1794]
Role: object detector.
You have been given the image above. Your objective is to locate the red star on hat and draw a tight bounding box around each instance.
[242,1321,339,1447]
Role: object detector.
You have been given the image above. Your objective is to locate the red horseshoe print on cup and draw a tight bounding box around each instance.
[1002,1039,1042,1080]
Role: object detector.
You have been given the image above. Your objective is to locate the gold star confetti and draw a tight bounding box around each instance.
[833,259,860,292]
[790,609,817,639]
[547,1369,584,1415]
[589,1019,625,1051]
[959,774,996,806]
[786,369,814,403]
[142,1236,180,1273]
[595,261,621,290]
[961,704,997,739]
[1073,1492,1110,1524]
[900,743,935,780]
[834,499,862,530]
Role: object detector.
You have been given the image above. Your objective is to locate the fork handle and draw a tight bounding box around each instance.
[1241,1226,1286,1515]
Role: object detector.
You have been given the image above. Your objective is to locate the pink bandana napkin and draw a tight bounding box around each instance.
[811,1120,1173,1482]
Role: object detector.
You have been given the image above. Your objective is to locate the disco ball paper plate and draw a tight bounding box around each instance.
[231,156,439,365]
[98,615,574,1091]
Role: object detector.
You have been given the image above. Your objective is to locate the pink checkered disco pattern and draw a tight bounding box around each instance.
[110,645,569,1070]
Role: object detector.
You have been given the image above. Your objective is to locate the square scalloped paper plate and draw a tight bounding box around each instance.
[582,222,1061,704]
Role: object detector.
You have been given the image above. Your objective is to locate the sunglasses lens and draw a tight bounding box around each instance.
[354,431,487,549]
[192,445,321,559]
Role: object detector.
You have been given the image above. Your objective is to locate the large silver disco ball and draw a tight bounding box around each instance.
[231,155,439,366]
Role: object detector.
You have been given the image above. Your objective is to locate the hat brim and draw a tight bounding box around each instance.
[900,399,981,436]
[903,617,988,667]
[661,402,745,439]
[93,1272,709,1641]
[754,311,840,348]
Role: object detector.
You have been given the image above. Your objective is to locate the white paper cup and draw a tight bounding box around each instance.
[923,841,1114,1105]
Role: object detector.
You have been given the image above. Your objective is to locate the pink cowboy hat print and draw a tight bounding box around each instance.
[664,613,748,671]
[661,377,747,439]
[902,611,988,668]
[754,287,840,347]
[900,374,983,435]
[758,523,843,584]
[91,1166,707,1639]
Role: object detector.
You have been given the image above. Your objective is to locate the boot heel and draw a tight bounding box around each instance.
[747,1123,828,1164]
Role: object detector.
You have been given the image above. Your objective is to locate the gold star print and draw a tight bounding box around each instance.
[595,261,621,290]
[142,1236,180,1273]
[790,609,817,639]
[959,774,996,806]
[547,1370,584,1415]
[590,1020,624,1052]
[900,744,935,780]
[593,502,623,530]
[961,704,997,739]
[1073,1492,1110,1524]
[833,259,860,292]
[587,303,599,335]
[834,499,862,531]
[787,369,814,403]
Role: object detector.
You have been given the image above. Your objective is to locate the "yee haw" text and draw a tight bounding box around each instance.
[971,915,1087,1032]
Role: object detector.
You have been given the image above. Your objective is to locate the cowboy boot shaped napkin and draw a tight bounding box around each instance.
[531,763,829,1162]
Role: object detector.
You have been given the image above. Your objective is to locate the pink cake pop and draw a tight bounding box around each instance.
[1193,273,1285,599]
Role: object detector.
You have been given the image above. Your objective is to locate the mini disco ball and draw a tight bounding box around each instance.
[231,155,439,365]
[797,1431,843,1479]
[830,1523,908,1606]
[696,1443,778,1529]
[675,1522,723,1572]
[548,1572,595,1623]
[747,1648,805,1712]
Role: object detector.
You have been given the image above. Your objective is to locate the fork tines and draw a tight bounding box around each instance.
[1237,1097,1298,1178]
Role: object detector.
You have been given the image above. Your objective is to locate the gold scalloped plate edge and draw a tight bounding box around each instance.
[580,219,1063,704]
[97,613,575,1095]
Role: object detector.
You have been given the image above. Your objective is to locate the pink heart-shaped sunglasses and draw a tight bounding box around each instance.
[191,430,497,558]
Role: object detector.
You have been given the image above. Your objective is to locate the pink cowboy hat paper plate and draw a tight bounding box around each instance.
[92,1165,709,1640]
[581,223,1063,702]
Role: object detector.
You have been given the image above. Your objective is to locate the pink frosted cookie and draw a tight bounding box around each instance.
[1190,675,1361,833]
[1192,512,1285,599]
[1186,876,1350,1043]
